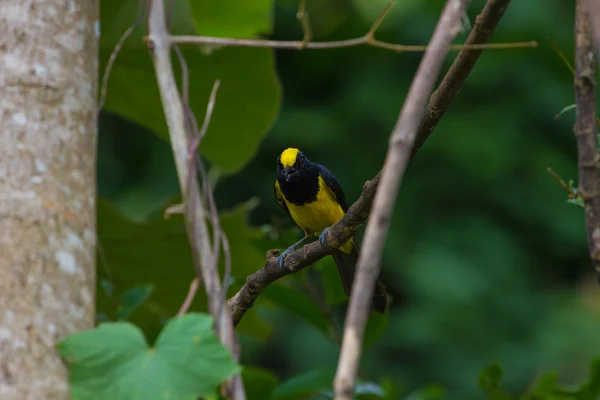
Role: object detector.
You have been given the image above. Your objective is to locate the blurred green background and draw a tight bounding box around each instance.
[95,0,600,398]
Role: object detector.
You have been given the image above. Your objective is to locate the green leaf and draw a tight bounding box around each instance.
[315,256,348,306]
[117,285,154,321]
[219,199,267,281]
[100,279,115,298]
[262,284,331,336]
[575,359,600,400]
[271,368,335,400]
[99,0,281,174]
[187,0,274,38]
[97,198,199,324]
[403,384,445,400]
[478,363,514,400]
[58,313,239,400]
[242,366,278,400]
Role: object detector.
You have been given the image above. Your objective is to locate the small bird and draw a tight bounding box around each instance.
[274,147,389,313]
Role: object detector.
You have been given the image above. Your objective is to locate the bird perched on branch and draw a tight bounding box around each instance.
[274,147,389,313]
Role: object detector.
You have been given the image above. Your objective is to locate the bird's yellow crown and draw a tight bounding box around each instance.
[280,148,300,168]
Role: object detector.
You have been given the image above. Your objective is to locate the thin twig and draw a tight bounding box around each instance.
[98,0,146,116]
[366,0,397,38]
[160,0,535,52]
[412,0,514,158]
[168,34,536,52]
[297,0,311,48]
[146,1,245,399]
[199,80,221,140]
[333,0,471,398]
[177,277,201,317]
[574,0,600,281]
[227,0,520,329]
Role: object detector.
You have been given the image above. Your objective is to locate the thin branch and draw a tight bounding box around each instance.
[167,34,536,52]
[177,277,201,317]
[227,0,518,327]
[227,173,381,326]
[161,0,535,53]
[411,0,514,157]
[146,1,245,399]
[297,0,311,48]
[367,0,397,38]
[98,0,146,116]
[574,0,600,281]
[333,0,471,398]
[199,80,221,139]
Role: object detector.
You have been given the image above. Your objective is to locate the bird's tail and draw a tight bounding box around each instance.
[332,240,389,313]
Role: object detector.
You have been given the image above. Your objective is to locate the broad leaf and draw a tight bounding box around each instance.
[58,313,239,400]
[117,285,154,320]
[99,0,281,174]
[187,0,274,38]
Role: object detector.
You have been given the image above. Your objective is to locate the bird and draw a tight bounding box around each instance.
[273,147,389,313]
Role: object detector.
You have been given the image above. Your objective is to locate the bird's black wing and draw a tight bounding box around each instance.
[317,165,349,212]
[274,179,290,215]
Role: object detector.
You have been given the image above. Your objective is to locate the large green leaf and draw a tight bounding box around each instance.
[219,199,267,282]
[58,313,239,400]
[99,0,281,174]
[187,0,274,38]
[98,198,199,324]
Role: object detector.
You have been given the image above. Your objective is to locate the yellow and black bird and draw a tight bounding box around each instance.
[274,147,389,313]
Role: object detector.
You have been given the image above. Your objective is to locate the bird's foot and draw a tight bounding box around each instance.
[319,227,330,247]
[277,245,297,269]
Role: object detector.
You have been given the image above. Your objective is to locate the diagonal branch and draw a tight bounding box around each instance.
[412,0,514,157]
[227,0,515,328]
[575,0,600,281]
[333,0,471,398]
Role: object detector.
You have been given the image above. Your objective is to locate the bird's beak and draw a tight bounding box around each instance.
[283,167,297,182]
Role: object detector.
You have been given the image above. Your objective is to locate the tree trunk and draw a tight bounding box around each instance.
[0,1,99,398]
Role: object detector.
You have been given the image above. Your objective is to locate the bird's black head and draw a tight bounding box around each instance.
[276,148,320,206]
[276,147,313,183]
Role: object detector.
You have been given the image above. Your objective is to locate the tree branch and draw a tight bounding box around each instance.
[146,1,245,399]
[227,0,518,327]
[412,0,513,157]
[333,1,471,398]
[575,0,600,281]
[157,0,535,53]
[167,34,534,52]
[587,0,600,59]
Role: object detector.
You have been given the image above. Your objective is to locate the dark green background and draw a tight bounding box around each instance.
[96,0,600,398]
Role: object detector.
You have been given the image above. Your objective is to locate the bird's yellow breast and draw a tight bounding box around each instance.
[284,176,345,236]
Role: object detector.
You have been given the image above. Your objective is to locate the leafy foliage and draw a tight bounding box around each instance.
[57,313,239,399]
[82,0,600,399]
[99,0,281,174]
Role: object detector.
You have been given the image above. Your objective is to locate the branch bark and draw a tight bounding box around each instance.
[333,0,471,398]
[587,0,600,59]
[146,1,245,399]
[0,1,98,398]
[575,0,600,280]
[228,0,516,328]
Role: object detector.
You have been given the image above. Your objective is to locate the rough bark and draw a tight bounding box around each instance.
[0,1,99,398]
